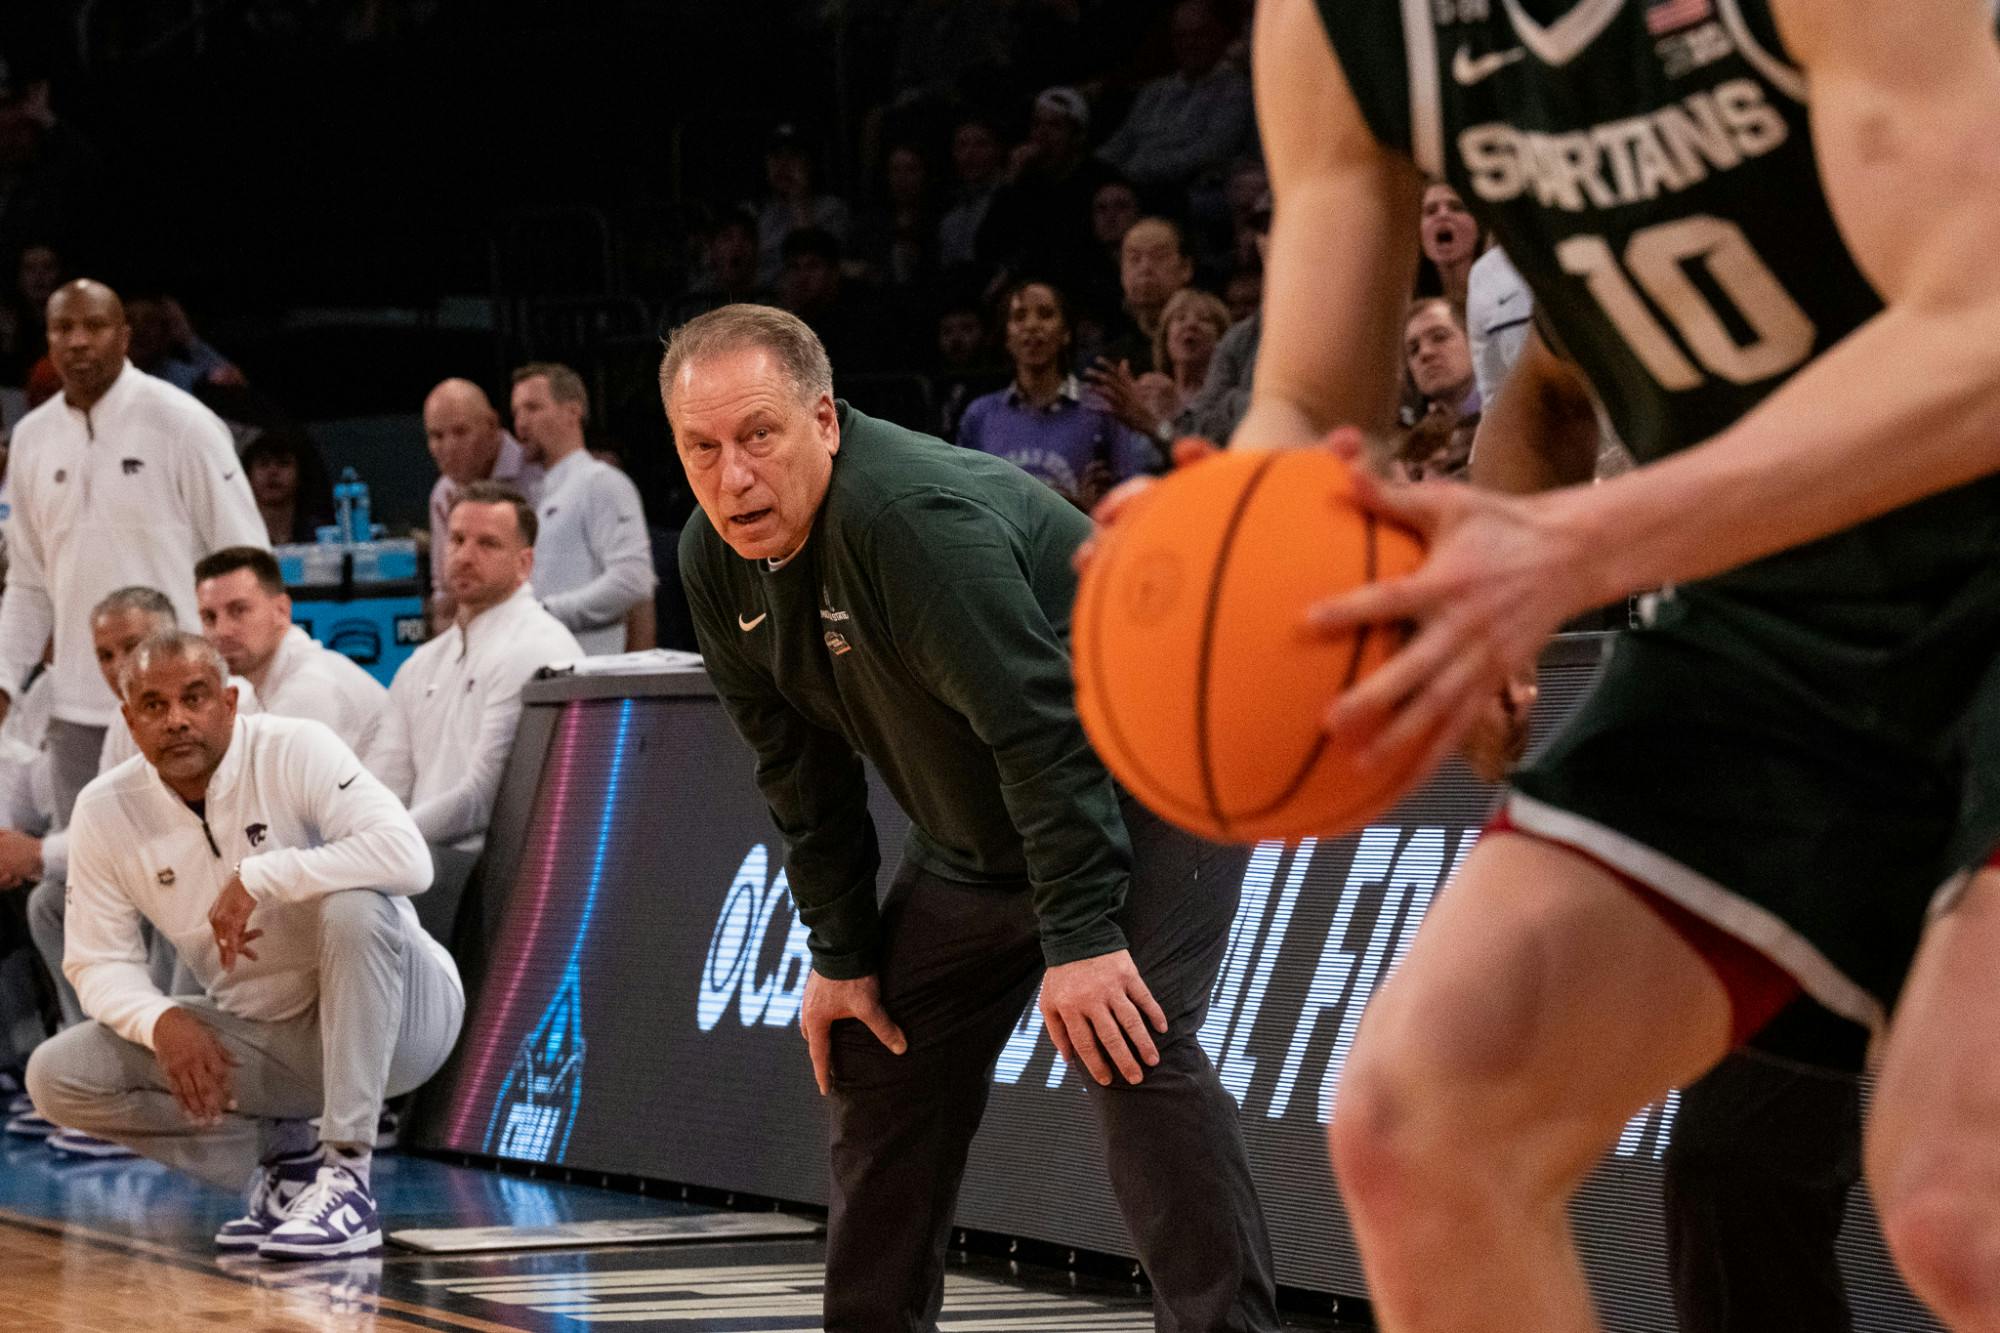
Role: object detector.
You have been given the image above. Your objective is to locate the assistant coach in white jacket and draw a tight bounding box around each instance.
[25,632,463,1260]
[0,280,266,824]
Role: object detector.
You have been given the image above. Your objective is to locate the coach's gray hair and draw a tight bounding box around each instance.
[91,585,177,628]
[658,304,834,413]
[119,631,228,701]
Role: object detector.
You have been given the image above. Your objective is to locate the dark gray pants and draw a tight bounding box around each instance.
[46,720,107,828]
[822,800,1279,1333]
[1664,999,1865,1333]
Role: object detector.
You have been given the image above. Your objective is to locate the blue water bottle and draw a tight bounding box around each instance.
[334,467,372,545]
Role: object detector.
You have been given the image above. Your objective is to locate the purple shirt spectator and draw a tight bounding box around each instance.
[957,375,1161,507]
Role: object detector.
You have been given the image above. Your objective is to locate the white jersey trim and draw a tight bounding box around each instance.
[1714,0,1806,103]
[1401,0,1445,176]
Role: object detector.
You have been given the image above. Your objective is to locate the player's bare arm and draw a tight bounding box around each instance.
[1235,0,1423,448]
[1315,0,2000,770]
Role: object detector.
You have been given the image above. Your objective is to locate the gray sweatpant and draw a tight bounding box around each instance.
[25,889,463,1192]
[823,797,1279,1333]
[46,720,106,828]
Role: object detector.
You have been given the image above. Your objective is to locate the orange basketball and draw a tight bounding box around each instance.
[1074,448,1429,843]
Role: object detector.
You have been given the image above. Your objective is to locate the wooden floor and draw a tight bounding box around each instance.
[0,1137,1359,1331]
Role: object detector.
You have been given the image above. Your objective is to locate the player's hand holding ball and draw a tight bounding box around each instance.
[1074,440,1433,841]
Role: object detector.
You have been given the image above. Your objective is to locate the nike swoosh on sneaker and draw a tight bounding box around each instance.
[738,612,768,631]
[1452,44,1526,85]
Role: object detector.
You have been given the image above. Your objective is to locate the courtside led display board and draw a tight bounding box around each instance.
[410,646,1936,1331]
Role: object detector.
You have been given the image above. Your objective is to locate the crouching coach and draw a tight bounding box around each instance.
[26,632,464,1259]
[664,304,1278,1333]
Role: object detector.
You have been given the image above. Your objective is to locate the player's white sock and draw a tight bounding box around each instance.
[325,1141,372,1186]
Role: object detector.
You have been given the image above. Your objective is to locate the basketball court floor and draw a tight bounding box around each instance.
[1,1134,1362,1331]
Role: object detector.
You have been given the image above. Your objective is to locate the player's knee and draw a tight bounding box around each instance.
[25,1027,97,1124]
[319,889,401,956]
[1327,1034,1467,1218]
[1877,1178,2000,1322]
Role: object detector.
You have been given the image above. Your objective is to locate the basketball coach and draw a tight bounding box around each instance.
[665,304,1279,1333]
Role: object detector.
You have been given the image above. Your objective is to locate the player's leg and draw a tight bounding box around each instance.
[24,1002,323,1192]
[1090,802,1279,1332]
[1328,832,1734,1333]
[260,889,463,1259]
[1865,861,2000,1327]
[1662,999,1864,1333]
[821,862,1044,1333]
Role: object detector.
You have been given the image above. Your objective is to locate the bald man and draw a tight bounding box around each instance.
[0,280,265,823]
[422,379,543,621]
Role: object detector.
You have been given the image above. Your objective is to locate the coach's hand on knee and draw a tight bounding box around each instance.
[1040,950,1167,1087]
[152,1007,238,1124]
[799,970,907,1097]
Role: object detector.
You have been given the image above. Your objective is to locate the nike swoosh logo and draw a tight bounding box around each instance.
[337,774,358,789]
[1452,44,1525,85]
[738,612,767,632]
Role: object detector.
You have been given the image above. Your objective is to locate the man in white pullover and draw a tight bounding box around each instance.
[509,363,654,655]
[24,633,463,1259]
[0,280,267,821]
[195,546,386,761]
[371,481,582,864]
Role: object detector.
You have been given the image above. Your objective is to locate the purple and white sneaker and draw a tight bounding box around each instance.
[215,1153,322,1250]
[4,1108,55,1138]
[258,1163,382,1260]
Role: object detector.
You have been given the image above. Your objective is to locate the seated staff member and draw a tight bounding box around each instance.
[25,633,462,1258]
[195,546,387,761]
[667,305,1279,1333]
[370,482,581,867]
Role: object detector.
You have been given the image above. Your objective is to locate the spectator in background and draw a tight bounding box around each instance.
[779,227,896,373]
[678,209,770,320]
[1075,177,1142,326]
[242,425,334,546]
[509,363,655,656]
[0,242,59,385]
[937,116,1006,271]
[0,279,266,824]
[0,54,103,266]
[422,378,542,624]
[371,484,580,901]
[1403,297,1480,422]
[194,547,387,760]
[126,297,244,394]
[958,280,1160,512]
[1395,298,1480,483]
[1095,1,1253,192]
[852,144,935,290]
[888,0,1013,110]
[1416,180,1484,307]
[1088,216,1193,375]
[756,125,851,288]
[1466,246,1533,408]
[1091,287,1232,447]
[1217,161,1270,273]
[1223,266,1262,325]
[933,295,1008,443]
[979,87,1113,301]
[1179,191,1271,443]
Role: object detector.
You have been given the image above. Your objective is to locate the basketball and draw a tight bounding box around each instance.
[1074,448,1429,843]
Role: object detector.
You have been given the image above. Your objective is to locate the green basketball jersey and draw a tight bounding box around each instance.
[1312,0,2000,698]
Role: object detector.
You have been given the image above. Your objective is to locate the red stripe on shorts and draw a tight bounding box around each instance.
[1483,809,1800,1047]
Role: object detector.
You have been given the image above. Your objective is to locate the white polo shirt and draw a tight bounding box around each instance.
[64,712,453,1049]
[529,448,655,656]
[370,582,581,852]
[0,364,268,725]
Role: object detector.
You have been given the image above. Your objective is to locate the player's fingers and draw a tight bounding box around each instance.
[1323,617,1458,735]
[1085,1006,1145,1084]
[1063,1011,1116,1087]
[1090,475,1157,529]
[1110,995,1160,1068]
[1301,570,1436,639]
[1127,971,1169,1034]
[1319,425,1366,462]
[1356,640,1493,767]
[1343,464,1452,537]
[1170,437,1219,468]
